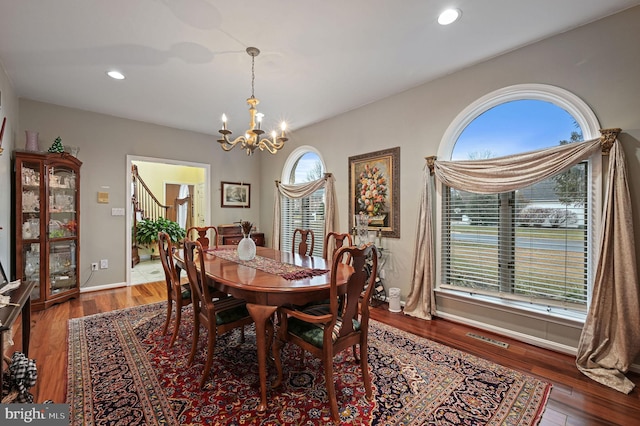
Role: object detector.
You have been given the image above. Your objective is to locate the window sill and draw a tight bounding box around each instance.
[434,288,586,329]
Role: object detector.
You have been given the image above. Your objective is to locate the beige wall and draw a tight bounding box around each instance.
[259,7,640,353]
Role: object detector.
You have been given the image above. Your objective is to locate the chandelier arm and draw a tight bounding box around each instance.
[258,139,279,154]
[218,133,248,151]
[257,136,288,154]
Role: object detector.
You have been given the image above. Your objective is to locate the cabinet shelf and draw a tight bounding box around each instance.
[14,151,82,312]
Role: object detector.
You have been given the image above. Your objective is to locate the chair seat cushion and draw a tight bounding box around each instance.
[216,304,250,326]
[287,304,360,348]
[180,284,191,300]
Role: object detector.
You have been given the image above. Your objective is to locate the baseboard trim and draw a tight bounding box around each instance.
[79,282,126,293]
[436,311,577,356]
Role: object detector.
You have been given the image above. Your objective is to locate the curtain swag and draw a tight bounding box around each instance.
[406,129,640,394]
[272,173,336,251]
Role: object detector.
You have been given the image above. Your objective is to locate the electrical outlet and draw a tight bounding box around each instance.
[100,259,108,269]
[91,262,98,271]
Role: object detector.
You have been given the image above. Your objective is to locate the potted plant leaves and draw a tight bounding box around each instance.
[135,217,186,258]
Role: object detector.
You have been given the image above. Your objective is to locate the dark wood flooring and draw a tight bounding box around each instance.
[6,281,640,425]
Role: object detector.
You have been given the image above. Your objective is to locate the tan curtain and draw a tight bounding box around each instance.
[407,136,640,393]
[576,141,640,394]
[403,165,436,319]
[272,173,336,250]
[434,138,601,192]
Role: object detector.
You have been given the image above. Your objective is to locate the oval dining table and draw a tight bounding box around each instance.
[174,245,353,412]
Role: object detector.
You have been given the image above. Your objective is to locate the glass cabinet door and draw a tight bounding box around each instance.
[20,160,43,301]
[48,166,78,238]
[49,240,77,296]
[23,242,41,301]
[48,165,78,296]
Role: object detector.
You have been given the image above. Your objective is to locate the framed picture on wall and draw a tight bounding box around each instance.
[349,147,400,238]
[221,181,251,208]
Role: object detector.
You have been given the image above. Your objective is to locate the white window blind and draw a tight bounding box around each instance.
[441,163,589,311]
[280,189,326,257]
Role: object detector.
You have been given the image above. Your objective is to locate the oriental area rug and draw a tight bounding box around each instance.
[67,302,551,425]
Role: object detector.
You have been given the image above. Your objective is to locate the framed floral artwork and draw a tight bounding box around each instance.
[349,147,400,238]
[221,181,251,208]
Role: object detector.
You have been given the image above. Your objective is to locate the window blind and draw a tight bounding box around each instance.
[280,188,326,257]
[441,163,589,311]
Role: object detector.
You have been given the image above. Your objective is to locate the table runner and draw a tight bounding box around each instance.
[207,249,329,280]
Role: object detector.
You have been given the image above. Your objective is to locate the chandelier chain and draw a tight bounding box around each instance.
[251,54,255,99]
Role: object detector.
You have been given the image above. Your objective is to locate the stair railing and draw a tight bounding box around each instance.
[131,164,170,266]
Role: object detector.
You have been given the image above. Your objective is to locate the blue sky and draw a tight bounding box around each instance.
[452,100,581,160]
[293,152,323,183]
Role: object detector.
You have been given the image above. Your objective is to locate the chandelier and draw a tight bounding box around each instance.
[217,47,288,155]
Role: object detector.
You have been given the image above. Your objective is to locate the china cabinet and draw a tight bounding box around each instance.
[13,150,81,311]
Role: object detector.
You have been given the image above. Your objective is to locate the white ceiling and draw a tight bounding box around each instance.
[1,1,638,137]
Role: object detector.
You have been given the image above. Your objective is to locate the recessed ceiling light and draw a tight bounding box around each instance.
[438,8,461,25]
[106,70,125,80]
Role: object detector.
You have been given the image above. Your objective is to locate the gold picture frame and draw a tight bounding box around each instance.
[349,147,400,238]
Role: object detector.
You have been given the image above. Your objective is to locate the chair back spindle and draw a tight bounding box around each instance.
[187,226,219,250]
[292,228,315,256]
[323,232,353,264]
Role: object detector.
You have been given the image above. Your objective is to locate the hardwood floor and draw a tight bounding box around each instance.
[6,281,640,425]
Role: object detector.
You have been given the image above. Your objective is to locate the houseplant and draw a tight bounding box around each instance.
[135,217,186,256]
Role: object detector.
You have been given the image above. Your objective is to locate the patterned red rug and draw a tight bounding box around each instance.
[67,302,551,425]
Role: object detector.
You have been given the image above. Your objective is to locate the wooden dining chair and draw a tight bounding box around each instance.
[158,231,192,347]
[183,240,255,388]
[186,226,219,250]
[292,228,315,256]
[323,232,353,264]
[273,244,378,421]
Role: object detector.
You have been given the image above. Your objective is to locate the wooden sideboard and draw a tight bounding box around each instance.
[218,224,265,247]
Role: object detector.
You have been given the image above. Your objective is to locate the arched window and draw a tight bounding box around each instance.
[280,146,326,256]
[438,84,600,316]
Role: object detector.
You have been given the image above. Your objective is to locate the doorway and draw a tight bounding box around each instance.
[126,155,210,286]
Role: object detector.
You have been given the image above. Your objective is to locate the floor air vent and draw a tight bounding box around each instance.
[466,332,509,348]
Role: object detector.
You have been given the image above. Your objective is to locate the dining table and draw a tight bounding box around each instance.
[174,245,354,412]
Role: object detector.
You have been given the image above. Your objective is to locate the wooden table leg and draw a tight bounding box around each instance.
[246,303,276,413]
